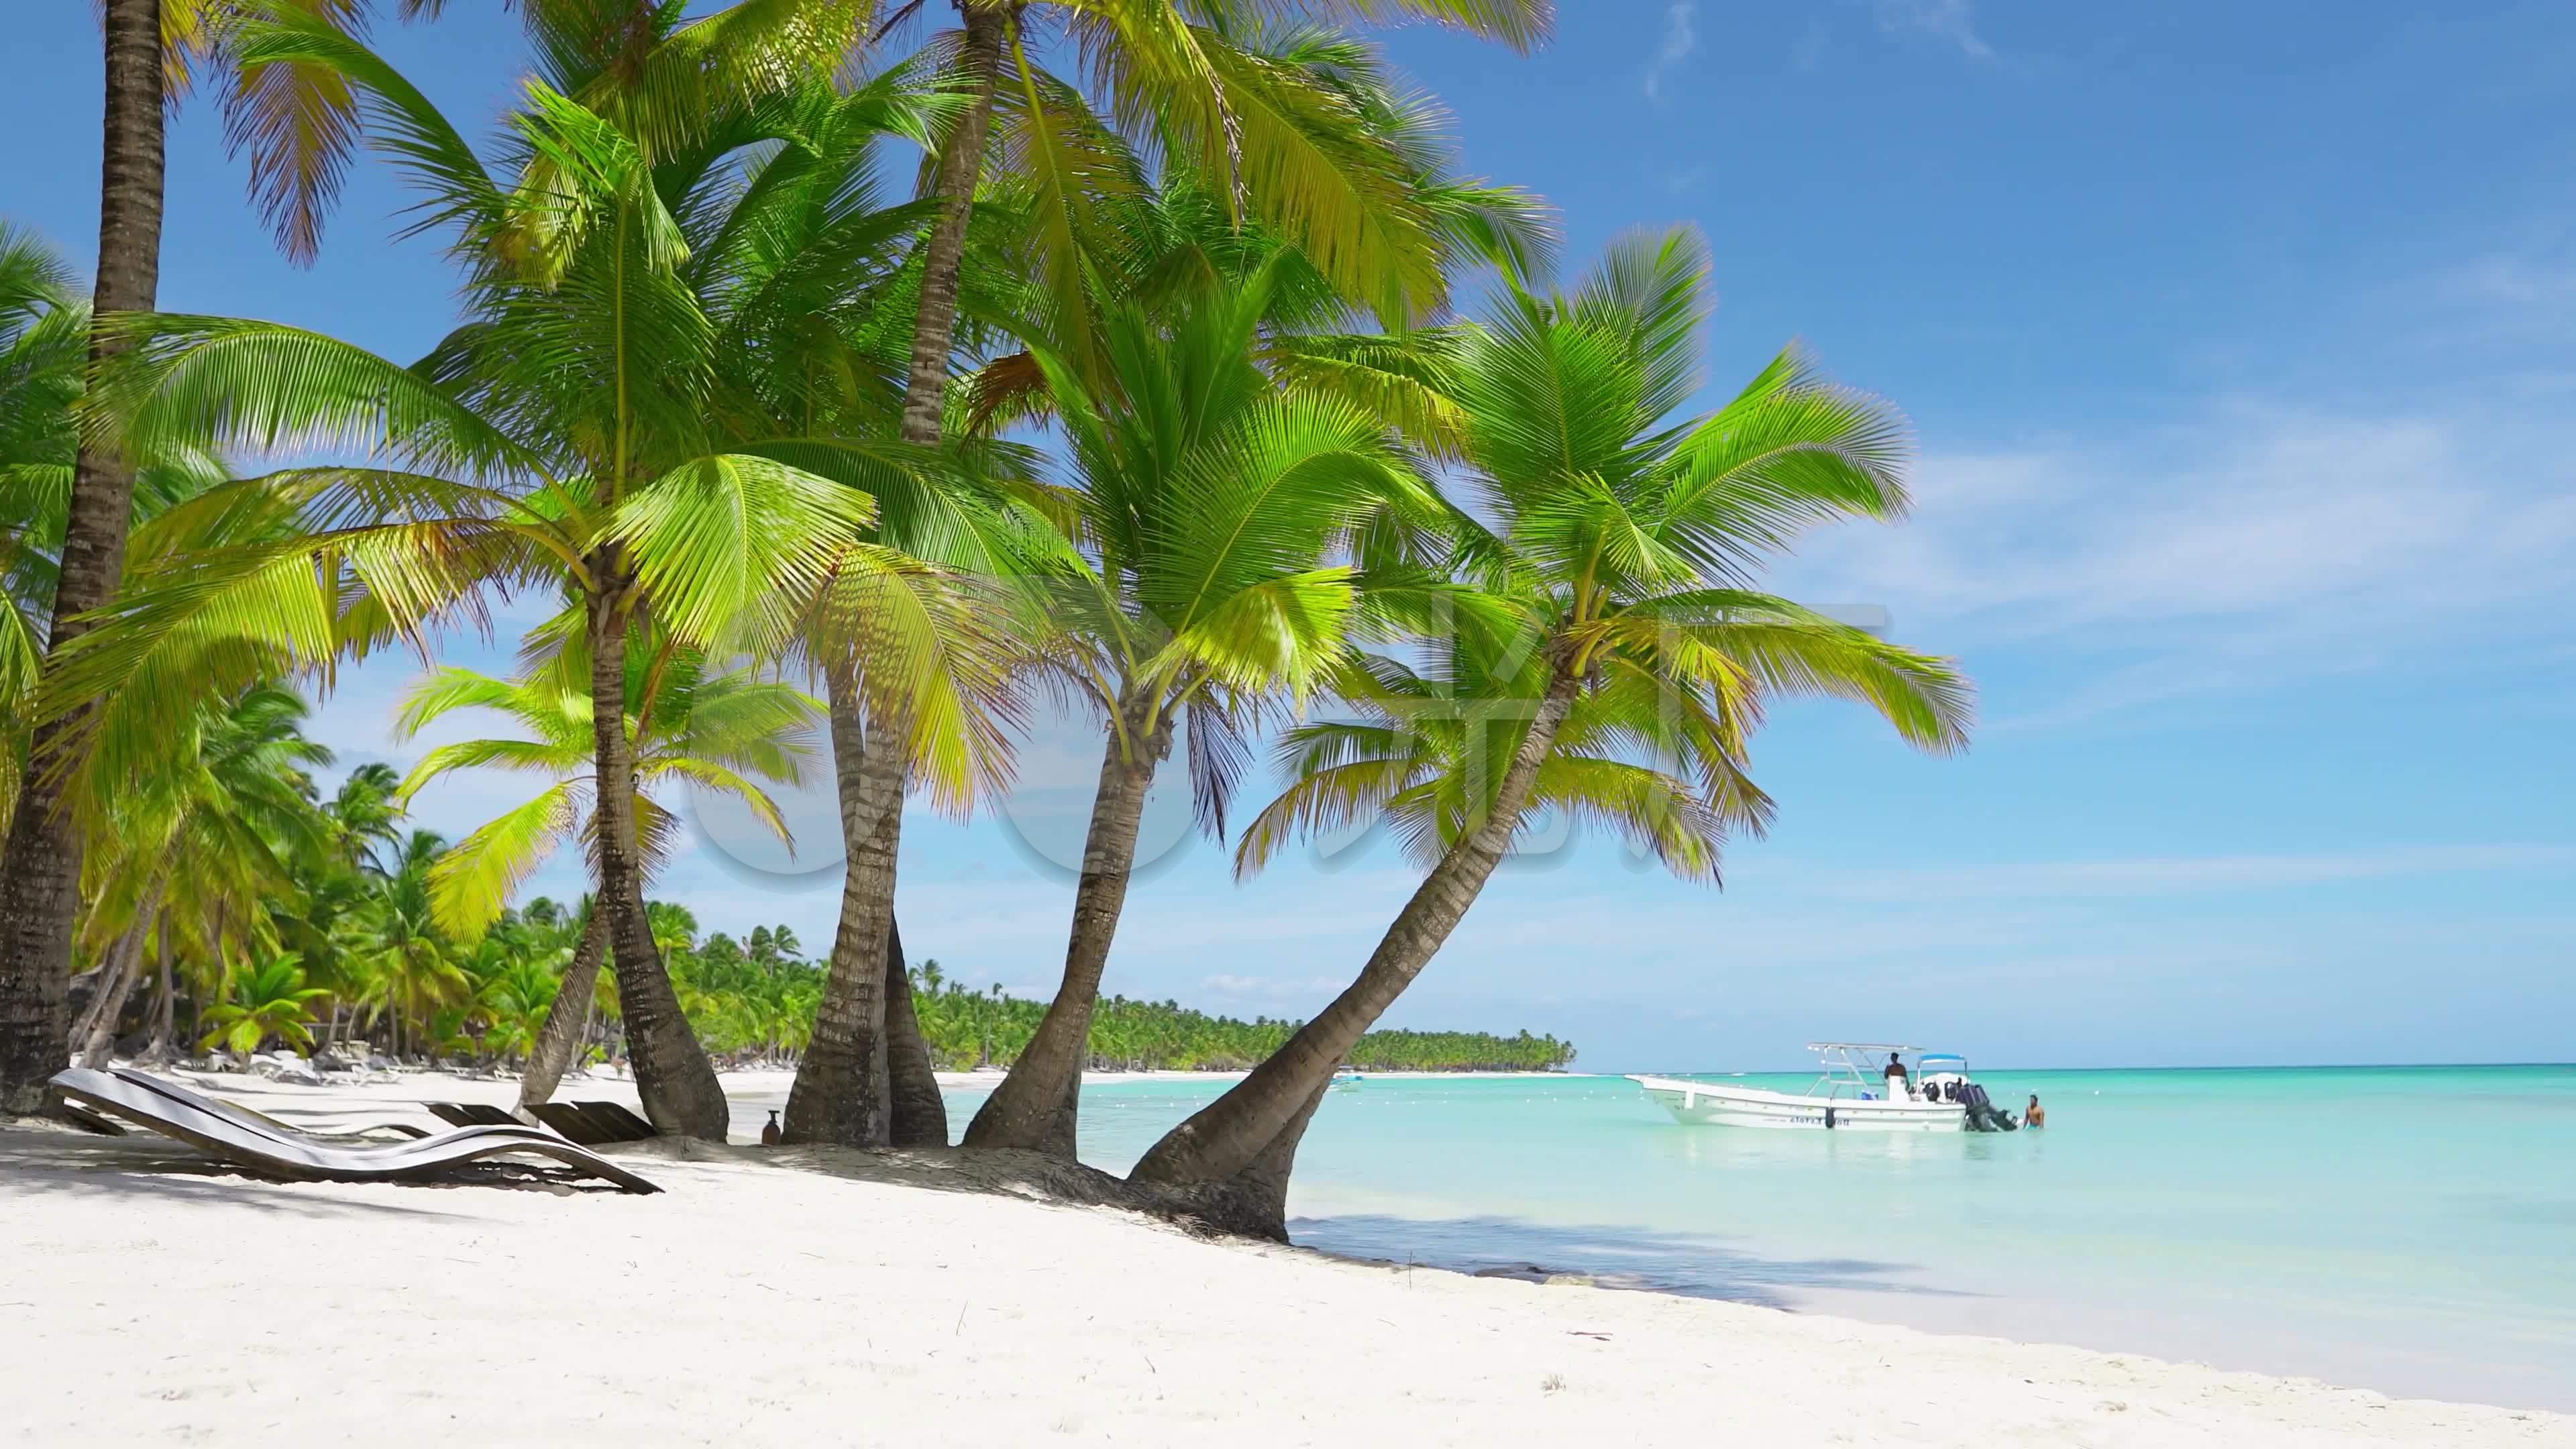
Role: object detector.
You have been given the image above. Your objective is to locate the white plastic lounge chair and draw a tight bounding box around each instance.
[50,1069,661,1194]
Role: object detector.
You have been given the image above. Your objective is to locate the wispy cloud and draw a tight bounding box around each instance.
[1643,3,1699,104]
[1778,845,2576,903]
[1203,973,1350,996]
[1774,402,2576,722]
[1875,0,1993,60]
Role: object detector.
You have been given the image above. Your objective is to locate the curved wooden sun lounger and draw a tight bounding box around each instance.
[96,1069,590,1160]
[426,1102,523,1130]
[572,1100,658,1142]
[523,1101,611,1146]
[50,1069,662,1195]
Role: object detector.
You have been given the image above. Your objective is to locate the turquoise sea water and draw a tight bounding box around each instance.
[943,1065,2576,1411]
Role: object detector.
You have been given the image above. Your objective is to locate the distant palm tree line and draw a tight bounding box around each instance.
[1,1,1971,1237]
[48,722,1573,1075]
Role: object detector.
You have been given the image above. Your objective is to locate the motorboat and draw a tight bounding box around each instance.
[1629,1043,2015,1132]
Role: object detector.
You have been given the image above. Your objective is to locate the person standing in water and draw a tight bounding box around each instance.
[1882,1052,1911,1099]
[2025,1095,2046,1128]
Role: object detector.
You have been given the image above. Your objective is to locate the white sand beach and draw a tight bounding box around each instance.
[1,1069,2568,1448]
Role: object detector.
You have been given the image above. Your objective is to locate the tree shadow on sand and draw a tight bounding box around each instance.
[1290,1213,1978,1310]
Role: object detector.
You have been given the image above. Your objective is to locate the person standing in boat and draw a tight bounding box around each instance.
[1882,1052,1911,1100]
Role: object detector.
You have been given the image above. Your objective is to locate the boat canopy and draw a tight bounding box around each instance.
[1919,1053,1967,1067]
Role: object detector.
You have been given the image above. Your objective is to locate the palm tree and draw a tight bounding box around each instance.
[354,829,472,1061]
[959,260,1432,1154]
[197,951,330,1057]
[1127,230,1976,1228]
[323,761,405,875]
[0,0,184,1112]
[0,0,564,1110]
[879,0,1551,458]
[51,9,958,1137]
[69,681,331,1067]
[0,223,228,816]
[761,0,1552,1151]
[390,654,816,1104]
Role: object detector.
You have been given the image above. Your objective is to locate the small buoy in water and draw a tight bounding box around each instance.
[761,1109,782,1146]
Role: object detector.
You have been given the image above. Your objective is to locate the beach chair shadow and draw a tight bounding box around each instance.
[50,1069,662,1195]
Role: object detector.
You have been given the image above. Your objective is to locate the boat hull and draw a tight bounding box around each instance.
[1629,1075,1965,1132]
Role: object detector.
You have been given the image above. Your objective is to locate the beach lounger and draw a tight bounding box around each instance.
[425,1102,523,1130]
[49,1069,662,1195]
[523,1101,612,1146]
[570,1100,658,1142]
[111,1069,433,1141]
[97,1070,578,1159]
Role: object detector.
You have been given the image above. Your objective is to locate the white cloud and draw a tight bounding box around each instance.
[1774,403,2576,723]
[1778,845,2576,903]
[1875,0,1993,60]
[1644,3,1699,104]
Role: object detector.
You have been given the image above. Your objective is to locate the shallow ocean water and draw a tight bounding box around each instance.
[944,1064,2576,1411]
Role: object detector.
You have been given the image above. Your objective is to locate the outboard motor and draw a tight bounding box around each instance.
[1959,1082,2019,1132]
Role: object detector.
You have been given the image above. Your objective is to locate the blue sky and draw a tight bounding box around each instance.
[7,1,2571,1071]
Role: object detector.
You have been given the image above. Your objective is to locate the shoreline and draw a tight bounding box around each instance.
[13,1065,2569,1442]
[3,1110,2566,1446]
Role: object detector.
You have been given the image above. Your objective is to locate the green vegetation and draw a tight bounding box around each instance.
[3,0,1970,1238]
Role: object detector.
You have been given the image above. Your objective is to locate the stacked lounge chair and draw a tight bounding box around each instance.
[49,1068,661,1194]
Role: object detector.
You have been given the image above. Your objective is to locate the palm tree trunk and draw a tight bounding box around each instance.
[515,910,608,1110]
[777,0,1008,1142]
[782,676,907,1146]
[1130,660,1582,1197]
[587,585,729,1139]
[0,0,165,1116]
[963,691,1167,1154]
[898,1,1010,451]
[142,914,174,1065]
[883,916,949,1146]
[79,900,160,1070]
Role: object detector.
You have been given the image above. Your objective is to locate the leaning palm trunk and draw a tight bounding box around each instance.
[963,693,1169,1153]
[782,681,908,1145]
[897,5,1008,449]
[883,919,949,1146]
[0,0,165,1116]
[1130,663,1582,1206]
[586,586,729,1139]
[74,908,156,1069]
[515,910,608,1110]
[141,914,175,1065]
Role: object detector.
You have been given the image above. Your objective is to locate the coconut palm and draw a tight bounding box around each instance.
[68,681,332,1067]
[352,829,472,1061]
[390,652,819,1104]
[0,0,190,1112]
[958,260,1436,1155]
[879,0,1552,455]
[47,11,982,1137]
[1127,229,1976,1228]
[0,0,602,1110]
[197,951,331,1057]
[775,0,1552,1150]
